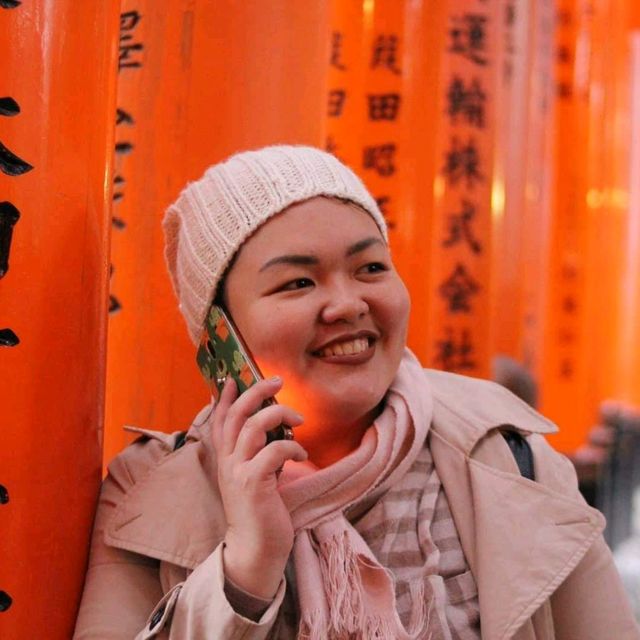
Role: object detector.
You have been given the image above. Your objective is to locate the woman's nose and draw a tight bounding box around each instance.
[320,284,369,324]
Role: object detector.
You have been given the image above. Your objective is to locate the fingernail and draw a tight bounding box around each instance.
[294,412,304,422]
[270,375,282,383]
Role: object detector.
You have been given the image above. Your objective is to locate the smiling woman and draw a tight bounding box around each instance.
[223,197,410,469]
[74,146,639,640]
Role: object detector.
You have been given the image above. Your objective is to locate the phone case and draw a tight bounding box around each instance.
[196,304,292,443]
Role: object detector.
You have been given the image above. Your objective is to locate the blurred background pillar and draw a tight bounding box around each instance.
[539,0,593,451]
[490,0,555,391]
[0,1,119,637]
[104,0,331,464]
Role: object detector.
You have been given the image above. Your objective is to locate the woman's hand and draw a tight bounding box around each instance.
[212,376,307,600]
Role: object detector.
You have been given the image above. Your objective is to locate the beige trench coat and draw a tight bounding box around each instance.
[74,370,640,639]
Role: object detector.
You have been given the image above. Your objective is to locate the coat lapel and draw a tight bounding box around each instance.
[104,429,226,570]
[429,371,605,640]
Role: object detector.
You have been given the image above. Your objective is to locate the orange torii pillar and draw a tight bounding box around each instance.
[104,0,330,466]
[540,0,606,452]
[424,0,500,378]
[618,18,640,409]
[400,0,447,362]
[490,0,555,387]
[517,0,555,383]
[579,0,640,418]
[325,0,365,169]
[0,2,119,638]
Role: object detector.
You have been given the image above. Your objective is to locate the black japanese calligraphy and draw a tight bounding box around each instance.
[330,31,347,70]
[446,76,486,127]
[0,202,20,278]
[108,263,121,314]
[448,13,488,66]
[375,196,395,230]
[120,9,141,31]
[0,96,32,176]
[556,81,572,99]
[442,199,482,254]
[116,108,135,126]
[115,141,134,155]
[559,358,573,379]
[0,328,19,347]
[119,10,143,71]
[363,144,396,177]
[367,93,401,121]
[370,35,401,75]
[442,137,483,188]
[327,90,346,117]
[0,140,33,176]
[434,328,476,371]
[0,97,19,116]
[438,263,481,313]
[562,295,577,314]
[109,295,122,313]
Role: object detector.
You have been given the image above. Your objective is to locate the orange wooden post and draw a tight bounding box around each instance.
[324,0,365,169]
[580,0,632,416]
[517,0,555,381]
[490,0,555,389]
[490,0,531,363]
[424,0,500,378]
[539,0,640,450]
[357,0,405,247]
[400,0,447,363]
[617,17,640,409]
[540,0,595,451]
[104,0,330,466]
[0,1,119,637]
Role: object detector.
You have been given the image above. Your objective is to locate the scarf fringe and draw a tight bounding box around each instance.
[298,530,426,640]
[406,577,428,636]
[299,608,398,640]
[318,530,365,633]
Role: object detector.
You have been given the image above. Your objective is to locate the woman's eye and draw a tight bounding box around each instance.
[361,262,388,274]
[281,277,314,291]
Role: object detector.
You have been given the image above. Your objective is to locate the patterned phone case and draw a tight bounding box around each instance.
[196,304,292,442]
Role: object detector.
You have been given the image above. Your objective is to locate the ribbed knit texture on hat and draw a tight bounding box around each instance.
[163,145,388,344]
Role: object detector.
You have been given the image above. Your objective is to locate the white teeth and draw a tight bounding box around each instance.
[319,337,370,358]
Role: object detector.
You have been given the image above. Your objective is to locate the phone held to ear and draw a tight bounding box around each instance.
[196,304,294,444]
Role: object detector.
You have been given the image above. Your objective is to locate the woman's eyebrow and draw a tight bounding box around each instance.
[345,237,384,256]
[259,237,384,272]
[259,254,319,272]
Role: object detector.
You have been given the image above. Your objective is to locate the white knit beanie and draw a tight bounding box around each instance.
[163,144,388,344]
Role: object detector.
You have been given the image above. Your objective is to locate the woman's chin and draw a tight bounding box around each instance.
[295,388,386,428]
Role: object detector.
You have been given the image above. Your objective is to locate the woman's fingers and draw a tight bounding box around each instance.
[211,377,238,452]
[234,404,304,461]
[220,377,283,455]
[246,439,308,479]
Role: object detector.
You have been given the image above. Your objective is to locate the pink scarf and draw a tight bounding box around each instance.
[278,349,433,639]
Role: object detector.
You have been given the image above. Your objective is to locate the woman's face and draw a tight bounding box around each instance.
[224,196,410,429]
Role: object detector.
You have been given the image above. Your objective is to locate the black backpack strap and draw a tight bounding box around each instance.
[173,431,188,451]
[502,430,535,481]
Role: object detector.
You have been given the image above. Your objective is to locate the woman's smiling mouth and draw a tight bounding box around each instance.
[312,333,377,362]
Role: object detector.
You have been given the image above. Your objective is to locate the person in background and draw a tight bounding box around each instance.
[74,145,640,639]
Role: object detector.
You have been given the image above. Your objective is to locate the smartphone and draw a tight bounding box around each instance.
[196,304,293,444]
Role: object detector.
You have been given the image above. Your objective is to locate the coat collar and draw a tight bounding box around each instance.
[425,368,558,453]
[427,370,605,640]
[104,421,225,570]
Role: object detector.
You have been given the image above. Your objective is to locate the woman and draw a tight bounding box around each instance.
[74,145,639,639]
